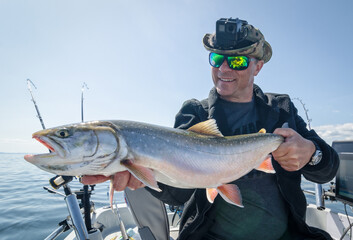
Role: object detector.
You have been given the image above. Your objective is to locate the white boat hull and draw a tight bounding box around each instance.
[306,204,353,240]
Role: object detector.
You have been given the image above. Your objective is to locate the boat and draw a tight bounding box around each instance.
[43,179,353,240]
[44,181,181,240]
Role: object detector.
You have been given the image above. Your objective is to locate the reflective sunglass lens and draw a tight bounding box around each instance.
[209,53,225,68]
[227,56,249,70]
[209,53,251,70]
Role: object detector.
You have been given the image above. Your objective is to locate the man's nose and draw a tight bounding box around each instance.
[219,59,232,72]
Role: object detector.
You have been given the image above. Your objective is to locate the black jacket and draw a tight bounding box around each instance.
[149,85,339,240]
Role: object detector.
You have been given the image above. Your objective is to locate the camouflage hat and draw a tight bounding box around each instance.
[203,19,272,63]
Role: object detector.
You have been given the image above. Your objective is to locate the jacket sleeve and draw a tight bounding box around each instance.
[291,102,340,184]
[146,99,208,205]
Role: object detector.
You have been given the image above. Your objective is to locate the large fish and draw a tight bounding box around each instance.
[24,119,283,207]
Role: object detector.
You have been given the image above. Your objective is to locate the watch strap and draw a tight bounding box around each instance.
[309,142,322,166]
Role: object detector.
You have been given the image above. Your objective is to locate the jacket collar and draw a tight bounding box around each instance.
[207,84,286,133]
[253,85,281,132]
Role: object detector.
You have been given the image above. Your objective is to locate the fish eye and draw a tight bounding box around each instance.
[55,129,70,138]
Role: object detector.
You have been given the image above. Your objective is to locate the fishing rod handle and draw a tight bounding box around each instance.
[65,194,89,240]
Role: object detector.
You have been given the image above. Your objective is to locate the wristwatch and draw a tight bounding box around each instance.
[308,143,322,166]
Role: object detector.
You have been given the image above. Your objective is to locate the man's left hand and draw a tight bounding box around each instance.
[272,128,316,171]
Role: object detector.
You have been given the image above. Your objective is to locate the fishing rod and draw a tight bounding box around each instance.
[80,82,96,234]
[27,79,89,240]
[27,79,46,130]
[293,97,324,210]
[81,82,89,123]
[293,98,312,130]
[294,98,353,238]
[80,82,128,239]
[80,82,129,239]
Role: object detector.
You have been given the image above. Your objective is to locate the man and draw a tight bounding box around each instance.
[82,18,339,239]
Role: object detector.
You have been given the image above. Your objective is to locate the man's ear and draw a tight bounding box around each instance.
[254,60,264,76]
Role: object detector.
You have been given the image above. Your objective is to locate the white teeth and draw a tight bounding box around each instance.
[220,78,234,82]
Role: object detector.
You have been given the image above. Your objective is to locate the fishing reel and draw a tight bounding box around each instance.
[49,175,73,189]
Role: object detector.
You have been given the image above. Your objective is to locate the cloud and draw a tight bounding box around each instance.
[314,123,353,145]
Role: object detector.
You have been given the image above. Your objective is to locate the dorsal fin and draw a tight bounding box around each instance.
[187,119,224,137]
[258,128,266,133]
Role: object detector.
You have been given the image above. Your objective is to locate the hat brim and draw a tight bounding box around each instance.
[203,33,272,63]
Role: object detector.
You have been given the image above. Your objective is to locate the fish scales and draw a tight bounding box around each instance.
[24,119,284,207]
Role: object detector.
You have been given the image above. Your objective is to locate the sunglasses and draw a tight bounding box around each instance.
[209,52,256,70]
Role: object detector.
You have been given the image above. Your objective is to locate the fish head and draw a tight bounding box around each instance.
[24,121,126,176]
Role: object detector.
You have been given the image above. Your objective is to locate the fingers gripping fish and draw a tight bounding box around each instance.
[24,119,283,208]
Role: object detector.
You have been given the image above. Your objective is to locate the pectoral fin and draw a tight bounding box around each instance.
[206,188,219,203]
[206,184,243,208]
[256,155,275,174]
[121,159,162,192]
[109,176,114,209]
[217,184,243,208]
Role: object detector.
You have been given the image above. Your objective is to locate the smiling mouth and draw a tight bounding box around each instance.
[220,78,235,82]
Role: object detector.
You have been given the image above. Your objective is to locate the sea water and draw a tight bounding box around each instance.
[0,153,123,240]
[0,153,350,240]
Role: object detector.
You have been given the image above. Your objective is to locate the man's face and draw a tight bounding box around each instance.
[211,55,264,102]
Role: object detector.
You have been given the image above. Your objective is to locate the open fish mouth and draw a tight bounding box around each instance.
[34,136,55,152]
[24,135,65,164]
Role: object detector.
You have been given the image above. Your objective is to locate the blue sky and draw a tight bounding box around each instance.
[1,0,353,153]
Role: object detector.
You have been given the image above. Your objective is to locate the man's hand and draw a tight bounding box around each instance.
[81,170,145,191]
[272,128,316,171]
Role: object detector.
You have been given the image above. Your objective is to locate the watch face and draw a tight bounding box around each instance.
[310,150,322,165]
